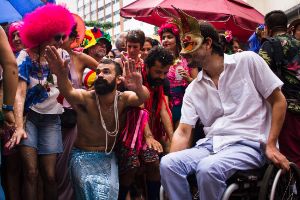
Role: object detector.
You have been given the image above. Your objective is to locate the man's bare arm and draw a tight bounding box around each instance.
[170,123,193,152]
[160,96,173,139]
[265,88,290,171]
[45,46,85,105]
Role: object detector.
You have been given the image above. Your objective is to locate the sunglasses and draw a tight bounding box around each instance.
[54,34,67,42]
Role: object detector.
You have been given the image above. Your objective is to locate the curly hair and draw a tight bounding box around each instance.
[144,46,174,69]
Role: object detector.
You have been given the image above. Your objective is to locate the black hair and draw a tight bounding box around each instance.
[199,21,224,56]
[265,10,287,32]
[144,37,154,47]
[100,58,123,76]
[69,24,78,39]
[126,30,145,48]
[144,46,174,69]
[151,38,160,47]
[108,50,116,58]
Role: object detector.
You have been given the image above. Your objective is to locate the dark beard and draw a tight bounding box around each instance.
[94,78,116,95]
[147,74,164,86]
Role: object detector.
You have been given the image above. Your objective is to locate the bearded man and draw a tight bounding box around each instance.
[45,46,149,200]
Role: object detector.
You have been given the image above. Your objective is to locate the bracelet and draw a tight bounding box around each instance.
[2,104,14,111]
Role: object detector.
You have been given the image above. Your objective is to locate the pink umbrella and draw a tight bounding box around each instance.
[120,0,264,42]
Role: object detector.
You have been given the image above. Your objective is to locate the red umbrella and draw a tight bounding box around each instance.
[120,0,264,42]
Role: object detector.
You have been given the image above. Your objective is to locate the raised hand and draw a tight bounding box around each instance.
[121,58,143,92]
[178,68,192,82]
[45,46,70,76]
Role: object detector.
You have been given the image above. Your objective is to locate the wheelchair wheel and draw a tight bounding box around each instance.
[258,162,300,200]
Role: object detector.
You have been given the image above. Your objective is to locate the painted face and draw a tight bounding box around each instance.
[141,41,153,59]
[180,33,203,55]
[12,30,24,52]
[94,63,117,95]
[147,60,170,86]
[127,41,141,60]
[162,32,177,52]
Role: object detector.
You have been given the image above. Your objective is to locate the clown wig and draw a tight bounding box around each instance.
[8,21,24,52]
[158,22,181,54]
[20,4,75,49]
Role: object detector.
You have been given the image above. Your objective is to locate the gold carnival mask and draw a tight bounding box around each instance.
[160,6,204,54]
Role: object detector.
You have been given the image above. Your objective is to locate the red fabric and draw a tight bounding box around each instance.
[142,69,172,141]
[120,0,264,42]
[279,111,300,168]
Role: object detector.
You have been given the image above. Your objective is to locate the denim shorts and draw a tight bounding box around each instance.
[21,110,63,154]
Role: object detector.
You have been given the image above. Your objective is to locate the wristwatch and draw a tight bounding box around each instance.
[2,104,14,111]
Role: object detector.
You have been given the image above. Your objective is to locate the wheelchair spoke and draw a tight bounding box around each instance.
[273,167,299,200]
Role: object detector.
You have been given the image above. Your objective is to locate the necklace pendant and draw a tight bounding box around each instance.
[37,72,43,78]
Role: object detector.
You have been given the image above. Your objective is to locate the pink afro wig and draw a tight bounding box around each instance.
[20,4,75,49]
[8,21,24,52]
[158,22,180,41]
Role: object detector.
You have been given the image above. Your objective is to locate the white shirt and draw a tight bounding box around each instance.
[180,51,283,152]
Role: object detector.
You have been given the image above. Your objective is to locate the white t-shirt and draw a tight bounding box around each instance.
[180,51,283,152]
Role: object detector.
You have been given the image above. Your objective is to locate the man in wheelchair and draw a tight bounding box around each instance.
[160,9,290,200]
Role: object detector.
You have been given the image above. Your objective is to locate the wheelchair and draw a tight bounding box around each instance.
[160,122,300,200]
[222,162,300,200]
[160,162,300,200]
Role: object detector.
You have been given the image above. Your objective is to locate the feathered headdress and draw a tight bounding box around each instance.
[159,6,204,54]
[20,4,75,49]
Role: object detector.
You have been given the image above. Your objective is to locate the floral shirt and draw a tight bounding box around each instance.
[259,34,300,113]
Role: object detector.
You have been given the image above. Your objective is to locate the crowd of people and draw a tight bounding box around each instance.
[0,3,300,200]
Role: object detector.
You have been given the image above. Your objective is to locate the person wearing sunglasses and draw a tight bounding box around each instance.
[6,4,75,200]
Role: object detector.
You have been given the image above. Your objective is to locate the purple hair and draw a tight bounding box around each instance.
[20,4,75,49]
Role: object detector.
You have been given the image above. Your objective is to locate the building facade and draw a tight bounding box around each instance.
[244,0,300,22]
[76,0,154,41]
